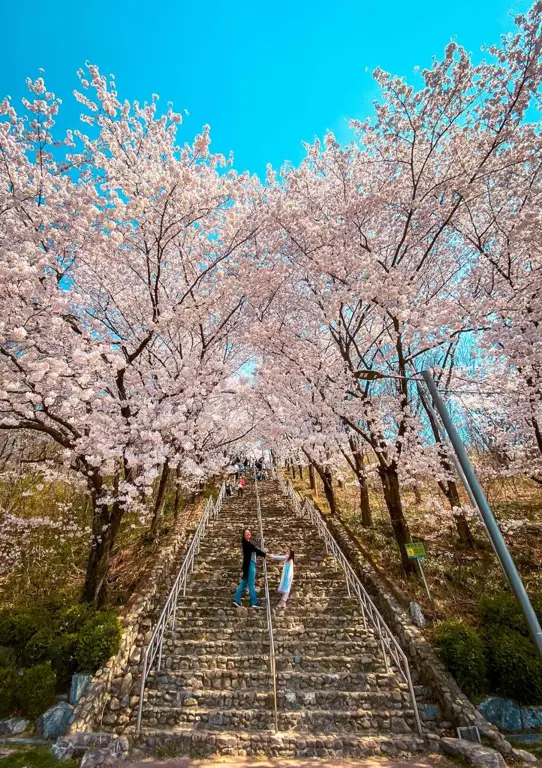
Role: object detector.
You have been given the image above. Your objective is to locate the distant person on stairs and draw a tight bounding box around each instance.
[233,528,266,608]
[237,476,246,496]
[269,549,295,608]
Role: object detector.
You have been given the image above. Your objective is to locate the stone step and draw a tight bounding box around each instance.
[170,613,365,630]
[137,704,417,735]
[165,637,382,657]
[275,653,381,674]
[145,687,273,709]
[148,668,379,692]
[133,727,426,759]
[174,604,360,620]
[170,653,268,672]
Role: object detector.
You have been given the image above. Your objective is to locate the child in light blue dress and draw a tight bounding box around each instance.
[269,549,295,608]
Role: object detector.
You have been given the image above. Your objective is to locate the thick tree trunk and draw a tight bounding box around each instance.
[438,476,475,548]
[308,464,316,491]
[297,465,304,480]
[148,460,170,542]
[358,472,372,527]
[421,392,476,548]
[173,466,182,521]
[322,469,337,516]
[378,463,416,576]
[81,498,124,607]
[349,436,372,527]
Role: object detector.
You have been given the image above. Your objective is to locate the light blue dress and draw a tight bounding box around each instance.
[270,554,294,595]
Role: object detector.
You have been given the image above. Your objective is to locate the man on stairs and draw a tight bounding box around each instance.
[233,528,266,608]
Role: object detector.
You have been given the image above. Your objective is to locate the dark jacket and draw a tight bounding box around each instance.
[242,537,266,579]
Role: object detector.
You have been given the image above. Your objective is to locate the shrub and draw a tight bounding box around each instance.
[486,626,542,704]
[57,604,94,634]
[51,633,79,688]
[478,593,542,638]
[24,629,57,666]
[0,646,16,668]
[0,608,47,650]
[435,620,487,699]
[75,611,121,672]
[17,664,57,718]
[0,666,19,718]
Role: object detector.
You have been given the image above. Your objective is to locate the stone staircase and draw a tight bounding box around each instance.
[131,477,440,759]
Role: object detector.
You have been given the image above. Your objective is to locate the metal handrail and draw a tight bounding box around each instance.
[136,481,226,733]
[277,472,423,737]
[253,470,279,732]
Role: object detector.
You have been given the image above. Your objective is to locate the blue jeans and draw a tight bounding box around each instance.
[234,561,258,605]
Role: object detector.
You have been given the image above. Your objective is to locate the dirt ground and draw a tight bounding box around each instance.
[125,755,457,768]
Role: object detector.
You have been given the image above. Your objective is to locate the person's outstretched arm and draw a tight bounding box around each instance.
[249,541,266,558]
[269,554,288,561]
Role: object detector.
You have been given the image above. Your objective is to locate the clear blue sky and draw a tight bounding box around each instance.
[1,0,532,179]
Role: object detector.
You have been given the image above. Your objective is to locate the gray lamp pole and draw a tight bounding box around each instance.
[421,369,542,659]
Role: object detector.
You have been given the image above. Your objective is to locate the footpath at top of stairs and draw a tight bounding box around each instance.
[123,477,445,759]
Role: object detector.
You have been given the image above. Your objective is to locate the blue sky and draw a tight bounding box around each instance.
[1,0,532,179]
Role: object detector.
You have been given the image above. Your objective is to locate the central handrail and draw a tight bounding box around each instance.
[253,469,279,732]
[136,481,226,733]
[277,472,423,737]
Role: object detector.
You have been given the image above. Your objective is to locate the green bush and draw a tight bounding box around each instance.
[486,626,542,704]
[57,604,94,634]
[0,608,47,650]
[18,664,57,718]
[478,593,542,638]
[75,611,121,672]
[0,646,16,668]
[435,620,487,699]
[51,633,79,688]
[0,666,19,717]
[24,629,57,666]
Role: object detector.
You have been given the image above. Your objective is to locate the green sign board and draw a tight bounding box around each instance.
[406,542,427,559]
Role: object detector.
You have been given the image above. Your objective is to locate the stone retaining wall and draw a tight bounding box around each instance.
[309,500,515,760]
[67,499,204,735]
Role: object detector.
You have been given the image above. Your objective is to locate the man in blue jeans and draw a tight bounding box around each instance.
[233,528,266,608]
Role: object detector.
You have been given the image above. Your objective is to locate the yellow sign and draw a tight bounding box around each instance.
[406,542,427,559]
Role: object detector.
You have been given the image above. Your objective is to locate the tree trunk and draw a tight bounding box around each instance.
[81,499,124,607]
[349,437,372,527]
[309,464,316,491]
[173,465,182,521]
[438,476,475,548]
[148,459,170,542]
[298,465,304,480]
[413,485,422,505]
[420,390,476,548]
[322,469,336,515]
[358,472,372,527]
[378,463,416,576]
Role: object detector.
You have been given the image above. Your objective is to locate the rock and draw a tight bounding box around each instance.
[36,702,75,739]
[477,696,522,732]
[51,740,75,762]
[521,705,542,730]
[109,736,129,754]
[109,697,120,711]
[423,703,441,722]
[409,601,426,628]
[391,716,411,734]
[70,673,92,705]
[119,672,133,697]
[512,748,538,764]
[80,748,113,768]
[440,737,506,767]
[0,718,29,736]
